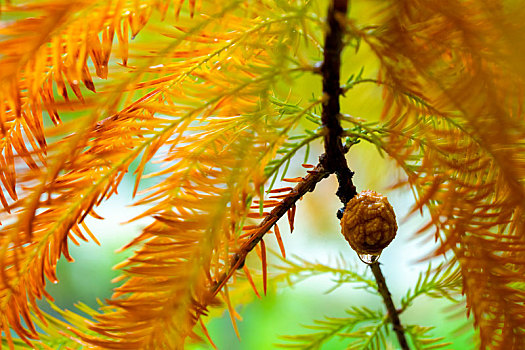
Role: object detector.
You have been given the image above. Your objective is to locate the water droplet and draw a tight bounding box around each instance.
[358,253,380,264]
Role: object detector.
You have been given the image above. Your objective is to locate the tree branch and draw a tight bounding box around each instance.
[370,261,410,350]
[208,160,330,297]
[321,3,410,348]
[320,0,356,206]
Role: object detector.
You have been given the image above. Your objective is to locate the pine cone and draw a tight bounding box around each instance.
[340,190,397,255]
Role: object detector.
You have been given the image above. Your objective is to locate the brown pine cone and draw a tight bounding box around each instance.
[340,190,397,255]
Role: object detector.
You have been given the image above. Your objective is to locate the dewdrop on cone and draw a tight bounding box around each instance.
[340,190,397,255]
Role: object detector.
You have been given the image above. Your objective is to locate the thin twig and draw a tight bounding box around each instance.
[320,0,357,205]
[209,161,330,297]
[370,261,410,350]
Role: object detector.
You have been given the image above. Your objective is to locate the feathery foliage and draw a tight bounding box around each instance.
[275,256,460,349]
[1,0,525,348]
